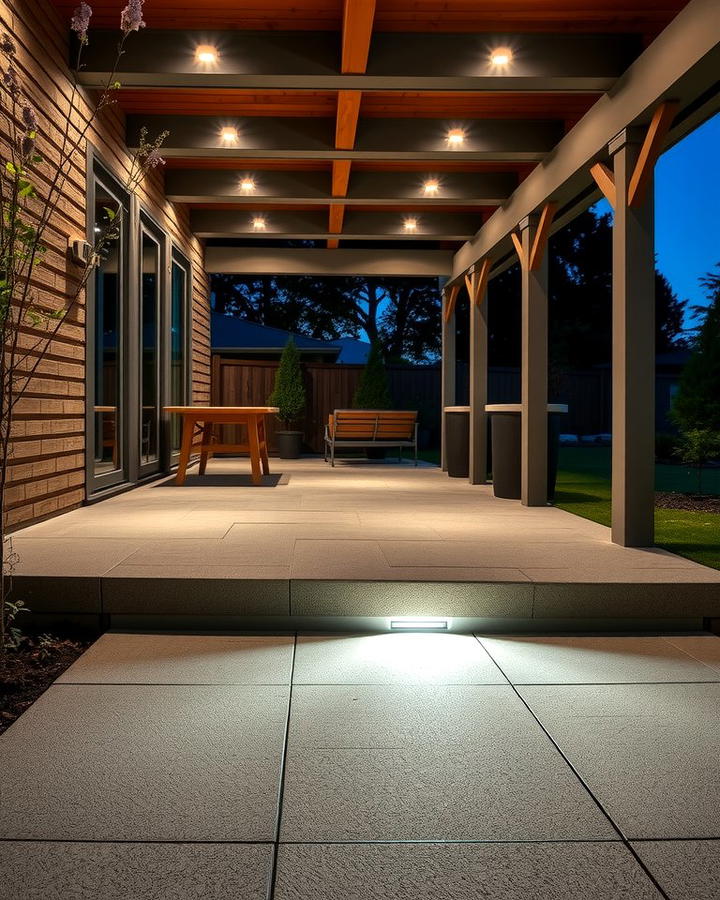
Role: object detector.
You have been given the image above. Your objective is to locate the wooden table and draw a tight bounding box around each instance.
[165,406,278,486]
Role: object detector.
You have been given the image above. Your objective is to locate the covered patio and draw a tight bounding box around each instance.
[12,456,720,629]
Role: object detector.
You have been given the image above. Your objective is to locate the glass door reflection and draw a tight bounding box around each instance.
[93,186,123,482]
[140,228,160,471]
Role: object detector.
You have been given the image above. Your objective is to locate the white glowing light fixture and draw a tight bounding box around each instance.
[403,217,418,233]
[423,178,440,196]
[446,128,465,147]
[195,45,218,65]
[490,47,512,67]
[220,126,238,145]
[240,177,256,193]
[252,216,267,231]
[390,617,450,631]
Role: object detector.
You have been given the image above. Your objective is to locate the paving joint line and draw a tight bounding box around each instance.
[471,635,672,900]
[267,633,298,900]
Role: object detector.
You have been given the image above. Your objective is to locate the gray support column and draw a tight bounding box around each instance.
[610,129,655,546]
[520,215,549,506]
[440,292,456,471]
[469,283,489,484]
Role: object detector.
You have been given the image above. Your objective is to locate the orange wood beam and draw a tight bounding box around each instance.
[628,100,679,207]
[474,257,493,305]
[590,161,616,209]
[335,89,362,150]
[510,231,525,268]
[332,160,352,197]
[341,0,377,74]
[329,203,345,236]
[529,201,558,270]
[443,283,460,323]
[327,239,340,249]
[464,271,475,303]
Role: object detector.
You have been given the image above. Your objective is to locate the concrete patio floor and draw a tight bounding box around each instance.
[2,630,720,898]
[10,457,720,628]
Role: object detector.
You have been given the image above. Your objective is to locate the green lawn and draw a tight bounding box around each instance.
[555,447,720,570]
[419,446,720,569]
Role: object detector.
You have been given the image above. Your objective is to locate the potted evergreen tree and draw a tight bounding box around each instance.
[353,342,392,458]
[269,339,306,458]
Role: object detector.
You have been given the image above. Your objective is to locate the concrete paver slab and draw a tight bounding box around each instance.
[274,842,662,900]
[0,684,288,841]
[478,636,720,683]
[519,683,720,839]
[57,633,295,684]
[293,633,506,684]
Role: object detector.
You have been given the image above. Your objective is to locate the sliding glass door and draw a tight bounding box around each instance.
[139,223,161,476]
[90,173,128,492]
[87,156,192,495]
[169,253,190,457]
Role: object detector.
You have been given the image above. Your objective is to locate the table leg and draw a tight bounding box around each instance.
[199,422,214,475]
[176,416,194,486]
[258,417,270,474]
[247,417,263,485]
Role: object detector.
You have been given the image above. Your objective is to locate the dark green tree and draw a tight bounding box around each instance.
[269,339,306,429]
[353,341,392,409]
[672,263,720,432]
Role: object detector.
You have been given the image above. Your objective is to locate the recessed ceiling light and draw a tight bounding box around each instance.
[251,216,266,231]
[490,47,512,66]
[389,617,450,631]
[403,217,418,233]
[423,178,440,196]
[446,128,465,148]
[220,126,238,145]
[239,177,256,193]
[195,45,218,65]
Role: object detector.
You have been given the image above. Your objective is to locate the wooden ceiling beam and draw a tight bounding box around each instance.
[628,99,679,207]
[589,161,616,209]
[341,0,377,74]
[335,90,363,150]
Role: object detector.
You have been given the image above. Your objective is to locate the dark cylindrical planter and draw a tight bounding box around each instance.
[444,406,470,478]
[276,430,302,459]
[486,404,568,502]
[489,412,522,499]
[547,413,563,502]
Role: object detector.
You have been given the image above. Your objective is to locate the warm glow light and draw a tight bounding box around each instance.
[403,217,418,233]
[195,45,218,65]
[490,47,512,66]
[239,177,256,193]
[423,178,440,196]
[220,126,238,145]
[252,216,266,231]
[446,128,465,147]
[389,617,450,631]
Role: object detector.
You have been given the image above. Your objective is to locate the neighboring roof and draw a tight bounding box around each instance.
[334,337,372,365]
[211,312,340,357]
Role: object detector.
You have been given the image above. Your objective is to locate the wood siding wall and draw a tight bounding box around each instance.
[1,0,211,529]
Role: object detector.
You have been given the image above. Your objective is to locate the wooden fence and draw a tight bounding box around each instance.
[211,357,441,452]
[210,356,639,454]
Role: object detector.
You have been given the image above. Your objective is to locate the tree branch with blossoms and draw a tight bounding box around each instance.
[0,1,168,655]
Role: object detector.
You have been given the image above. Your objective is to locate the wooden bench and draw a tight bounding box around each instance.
[324,409,419,466]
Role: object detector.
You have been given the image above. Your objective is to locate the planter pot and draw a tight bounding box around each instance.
[276,430,303,459]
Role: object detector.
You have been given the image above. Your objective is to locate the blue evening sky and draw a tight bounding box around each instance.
[655,111,719,321]
[595,111,719,325]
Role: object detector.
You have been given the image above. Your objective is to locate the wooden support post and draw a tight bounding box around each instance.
[441,284,458,471]
[610,128,656,546]
[469,260,491,484]
[519,214,549,506]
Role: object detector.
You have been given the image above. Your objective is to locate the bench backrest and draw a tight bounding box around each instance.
[330,409,417,441]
